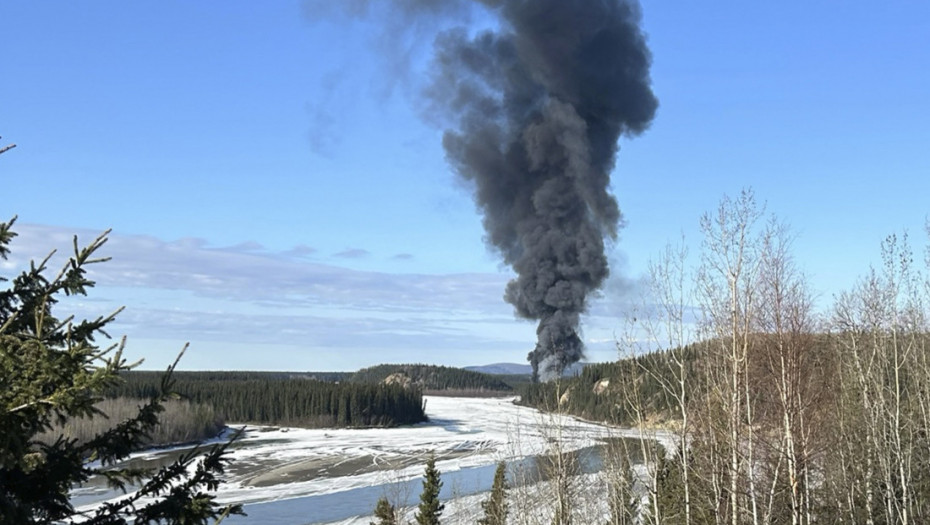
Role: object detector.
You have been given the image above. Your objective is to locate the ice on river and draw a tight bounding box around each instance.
[74,396,671,524]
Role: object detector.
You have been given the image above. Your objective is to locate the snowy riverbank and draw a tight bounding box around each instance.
[75,396,670,524]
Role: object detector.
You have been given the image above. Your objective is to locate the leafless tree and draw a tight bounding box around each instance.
[751,219,831,525]
[830,232,930,525]
[695,189,769,525]
[619,236,696,525]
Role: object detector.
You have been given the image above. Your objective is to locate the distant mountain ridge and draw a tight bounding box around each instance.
[464,363,532,375]
[465,362,591,376]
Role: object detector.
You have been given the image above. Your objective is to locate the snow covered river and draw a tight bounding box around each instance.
[74,396,667,524]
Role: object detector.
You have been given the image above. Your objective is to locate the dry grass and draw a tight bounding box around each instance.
[38,397,224,448]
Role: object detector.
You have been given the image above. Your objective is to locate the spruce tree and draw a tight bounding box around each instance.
[415,454,444,525]
[652,446,688,525]
[478,461,508,525]
[0,214,242,523]
[370,496,396,525]
[606,451,636,525]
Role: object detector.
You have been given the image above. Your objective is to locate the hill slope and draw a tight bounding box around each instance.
[351,364,513,394]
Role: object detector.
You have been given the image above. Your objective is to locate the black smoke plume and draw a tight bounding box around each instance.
[303,0,657,381]
[430,0,658,381]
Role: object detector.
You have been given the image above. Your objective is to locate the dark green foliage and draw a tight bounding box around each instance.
[493,374,533,389]
[652,446,693,525]
[351,364,513,394]
[604,448,636,525]
[302,371,354,382]
[370,496,396,525]
[0,218,241,524]
[478,461,508,525]
[517,346,703,426]
[108,370,428,428]
[415,454,444,525]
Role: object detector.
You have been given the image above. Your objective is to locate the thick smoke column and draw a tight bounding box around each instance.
[431,0,658,381]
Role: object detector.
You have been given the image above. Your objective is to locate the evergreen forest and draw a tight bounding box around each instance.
[349,364,515,394]
[109,371,427,428]
[516,346,701,426]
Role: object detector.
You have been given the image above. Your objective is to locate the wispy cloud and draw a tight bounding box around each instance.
[4,223,644,368]
[225,241,265,253]
[282,244,317,258]
[332,248,370,259]
[8,224,510,312]
[5,223,531,367]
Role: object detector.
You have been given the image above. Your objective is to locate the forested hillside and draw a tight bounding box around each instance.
[517,346,702,426]
[514,194,930,524]
[110,371,426,428]
[350,364,514,394]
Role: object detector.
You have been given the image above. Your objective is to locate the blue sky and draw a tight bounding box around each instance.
[2,1,929,371]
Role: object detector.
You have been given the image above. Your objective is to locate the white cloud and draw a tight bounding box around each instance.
[4,223,646,369]
[4,223,536,368]
[7,223,509,310]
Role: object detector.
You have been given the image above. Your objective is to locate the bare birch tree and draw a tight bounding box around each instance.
[751,219,829,525]
[695,189,768,525]
[830,232,930,525]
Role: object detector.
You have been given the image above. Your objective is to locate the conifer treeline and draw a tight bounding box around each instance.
[517,346,702,426]
[350,364,514,393]
[108,371,427,428]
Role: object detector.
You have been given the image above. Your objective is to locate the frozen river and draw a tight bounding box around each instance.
[74,396,668,524]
